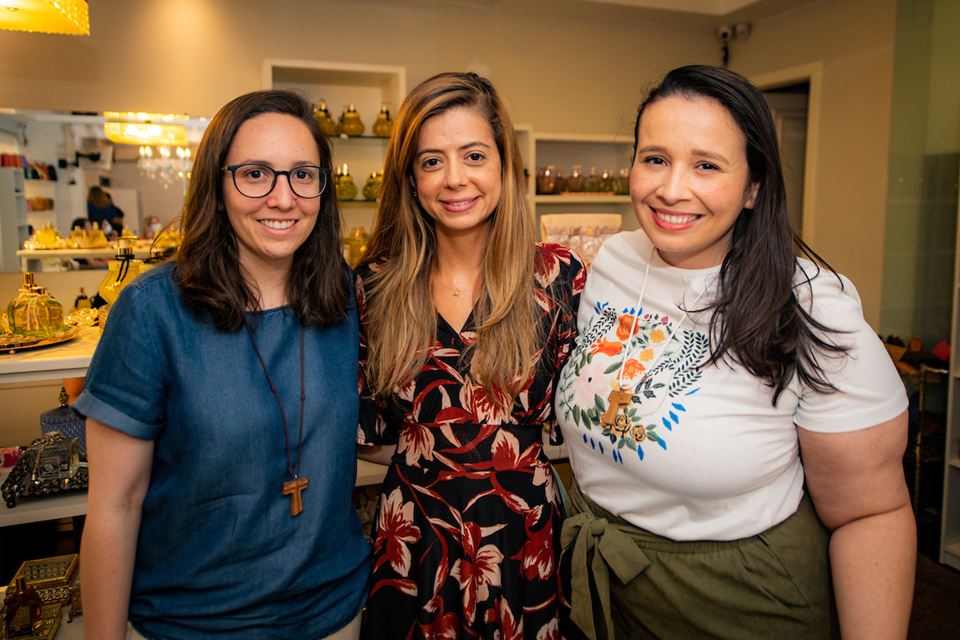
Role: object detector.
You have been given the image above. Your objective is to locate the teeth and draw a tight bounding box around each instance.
[657,211,698,224]
[260,219,295,230]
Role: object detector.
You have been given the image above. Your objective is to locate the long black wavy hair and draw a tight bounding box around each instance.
[176,89,349,330]
[633,65,846,404]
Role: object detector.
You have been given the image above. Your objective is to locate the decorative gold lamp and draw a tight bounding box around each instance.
[103,122,188,147]
[0,0,90,36]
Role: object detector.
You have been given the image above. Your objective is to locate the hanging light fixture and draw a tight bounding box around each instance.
[103,121,188,147]
[0,0,90,36]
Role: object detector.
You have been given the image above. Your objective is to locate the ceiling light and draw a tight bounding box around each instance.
[0,0,90,36]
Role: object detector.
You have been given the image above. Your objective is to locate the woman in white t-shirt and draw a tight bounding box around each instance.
[556,65,913,639]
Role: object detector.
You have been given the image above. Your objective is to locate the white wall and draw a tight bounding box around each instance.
[731,0,897,326]
[0,0,903,437]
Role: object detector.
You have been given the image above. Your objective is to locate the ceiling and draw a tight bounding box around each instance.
[443,0,819,29]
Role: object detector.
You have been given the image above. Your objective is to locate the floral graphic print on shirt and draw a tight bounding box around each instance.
[556,299,709,463]
[357,243,585,640]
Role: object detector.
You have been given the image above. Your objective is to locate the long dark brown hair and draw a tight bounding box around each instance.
[176,89,349,330]
[634,65,846,404]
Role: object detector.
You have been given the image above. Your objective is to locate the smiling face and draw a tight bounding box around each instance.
[223,112,322,278]
[631,94,758,270]
[413,106,502,241]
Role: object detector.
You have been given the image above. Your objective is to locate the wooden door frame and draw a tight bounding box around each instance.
[751,62,823,243]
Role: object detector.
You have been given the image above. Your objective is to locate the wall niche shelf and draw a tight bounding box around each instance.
[263,59,405,232]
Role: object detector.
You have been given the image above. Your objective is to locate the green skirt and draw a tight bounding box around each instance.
[560,480,838,639]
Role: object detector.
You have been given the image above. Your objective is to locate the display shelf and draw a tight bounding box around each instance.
[0,326,98,384]
[531,132,634,235]
[264,59,405,236]
[17,247,150,273]
[0,492,87,528]
[0,461,392,529]
[535,194,630,204]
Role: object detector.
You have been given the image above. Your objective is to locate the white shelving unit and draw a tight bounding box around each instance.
[940,170,960,570]
[263,59,406,233]
[532,132,636,236]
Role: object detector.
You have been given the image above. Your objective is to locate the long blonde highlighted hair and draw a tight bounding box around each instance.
[361,72,539,405]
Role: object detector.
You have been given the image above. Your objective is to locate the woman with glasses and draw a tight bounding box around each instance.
[355,72,585,639]
[77,90,371,640]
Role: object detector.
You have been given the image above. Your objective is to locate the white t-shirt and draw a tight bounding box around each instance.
[556,230,907,540]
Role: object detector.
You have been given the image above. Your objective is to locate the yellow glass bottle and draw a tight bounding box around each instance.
[339,104,365,137]
[7,272,66,335]
[371,104,393,137]
[98,237,143,306]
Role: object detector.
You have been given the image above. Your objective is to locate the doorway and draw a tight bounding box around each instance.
[763,83,810,236]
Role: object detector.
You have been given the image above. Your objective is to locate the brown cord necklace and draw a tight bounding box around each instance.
[244,320,308,517]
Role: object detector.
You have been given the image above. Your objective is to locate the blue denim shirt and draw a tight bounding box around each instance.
[75,262,370,639]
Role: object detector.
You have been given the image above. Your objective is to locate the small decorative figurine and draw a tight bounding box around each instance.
[362,170,384,202]
[313,101,337,137]
[338,104,365,137]
[334,164,358,201]
[371,104,393,138]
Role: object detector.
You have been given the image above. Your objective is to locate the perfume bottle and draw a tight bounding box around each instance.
[313,101,338,137]
[600,169,614,193]
[343,227,370,268]
[32,431,81,483]
[362,170,384,202]
[7,272,66,335]
[334,164,358,201]
[339,104,365,137]
[583,167,601,193]
[87,222,108,248]
[3,575,44,638]
[33,223,62,249]
[566,165,584,193]
[97,236,143,306]
[371,104,393,137]
[74,287,91,310]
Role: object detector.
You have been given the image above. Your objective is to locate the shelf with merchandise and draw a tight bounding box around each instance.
[531,132,636,236]
[264,59,406,232]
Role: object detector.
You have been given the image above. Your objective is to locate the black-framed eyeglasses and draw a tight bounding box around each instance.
[222,163,327,199]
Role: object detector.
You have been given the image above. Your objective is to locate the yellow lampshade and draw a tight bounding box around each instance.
[104,122,188,146]
[0,0,90,36]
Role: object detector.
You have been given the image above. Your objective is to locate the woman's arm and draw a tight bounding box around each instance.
[80,418,154,640]
[798,410,914,639]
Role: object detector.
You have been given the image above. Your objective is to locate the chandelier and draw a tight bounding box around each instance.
[101,112,197,192]
[137,144,192,191]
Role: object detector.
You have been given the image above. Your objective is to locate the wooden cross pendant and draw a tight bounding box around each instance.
[282,476,309,517]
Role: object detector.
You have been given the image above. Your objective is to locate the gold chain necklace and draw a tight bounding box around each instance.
[432,273,478,298]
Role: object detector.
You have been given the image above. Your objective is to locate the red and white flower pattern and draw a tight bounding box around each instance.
[357,244,584,639]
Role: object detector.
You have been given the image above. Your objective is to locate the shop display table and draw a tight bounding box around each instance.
[0,326,99,384]
[16,247,152,272]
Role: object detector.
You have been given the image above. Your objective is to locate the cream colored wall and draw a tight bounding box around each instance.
[0,0,901,436]
[732,0,898,327]
[0,0,713,134]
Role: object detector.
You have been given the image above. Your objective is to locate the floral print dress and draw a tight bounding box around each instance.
[357,244,585,640]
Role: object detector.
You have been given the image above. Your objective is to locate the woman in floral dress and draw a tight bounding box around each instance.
[356,72,585,639]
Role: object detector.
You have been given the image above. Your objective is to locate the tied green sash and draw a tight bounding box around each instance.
[561,510,652,640]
